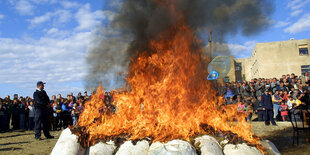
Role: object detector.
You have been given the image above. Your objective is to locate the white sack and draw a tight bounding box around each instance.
[51,128,85,155]
[195,135,223,155]
[223,143,262,155]
[148,140,197,155]
[87,141,116,155]
[115,140,149,155]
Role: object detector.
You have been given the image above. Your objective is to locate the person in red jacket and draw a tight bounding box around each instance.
[279,101,289,121]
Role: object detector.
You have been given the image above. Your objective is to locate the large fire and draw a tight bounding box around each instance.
[77,0,261,152]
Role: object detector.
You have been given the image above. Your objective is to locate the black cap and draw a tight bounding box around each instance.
[37,81,46,86]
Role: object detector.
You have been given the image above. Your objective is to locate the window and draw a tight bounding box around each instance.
[235,63,242,71]
[301,65,310,75]
[299,44,309,55]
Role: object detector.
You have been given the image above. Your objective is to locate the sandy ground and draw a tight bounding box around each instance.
[0,122,309,155]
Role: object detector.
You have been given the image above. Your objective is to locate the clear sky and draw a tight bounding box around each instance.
[0,0,309,98]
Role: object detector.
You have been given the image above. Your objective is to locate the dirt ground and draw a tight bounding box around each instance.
[250,122,310,155]
[0,130,59,155]
[0,122,309,155]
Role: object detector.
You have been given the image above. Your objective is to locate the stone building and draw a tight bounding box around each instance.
[230,39,310,82]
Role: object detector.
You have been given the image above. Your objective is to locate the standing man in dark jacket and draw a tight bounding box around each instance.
[33,81,54,140]
[261,89,277,126]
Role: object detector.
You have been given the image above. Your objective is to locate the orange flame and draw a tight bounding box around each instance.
[78,0,260,150]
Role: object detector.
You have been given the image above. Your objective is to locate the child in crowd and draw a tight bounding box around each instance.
[246,102,254,121]
[279,90,284,100]
[279,101,288,121]
[286,96,293,110]
[28,101,35,130]
[237,102,246,113]
[68,99,74,109]
[71,103,80,126]
[283,91,289,102]
[229,97,235,105]
[53,101,62,130]
[235,95,243,105]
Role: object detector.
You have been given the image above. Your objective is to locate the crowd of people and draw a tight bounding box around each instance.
[219,72,310,124]
[0,90,114,132]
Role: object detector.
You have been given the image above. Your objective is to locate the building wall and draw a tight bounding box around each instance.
[253,39,310,79]
[234,58,251,81]
[230,39,310,81]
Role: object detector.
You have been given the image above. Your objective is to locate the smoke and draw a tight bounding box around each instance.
[85,29,130,90]
[85,0,273,90]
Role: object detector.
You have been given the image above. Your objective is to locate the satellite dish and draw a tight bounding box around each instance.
[207,56,232,79]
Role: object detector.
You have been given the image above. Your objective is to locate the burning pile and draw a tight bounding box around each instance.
[76,0,273,153]
[78,23,258,145]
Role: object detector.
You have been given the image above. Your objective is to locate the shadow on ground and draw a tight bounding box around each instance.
[0,141,30,146]
[266,128,310,155]
[0,147,22,151]
[0,132,33,139]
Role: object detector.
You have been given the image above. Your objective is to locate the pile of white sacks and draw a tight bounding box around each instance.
[51,128,281,155]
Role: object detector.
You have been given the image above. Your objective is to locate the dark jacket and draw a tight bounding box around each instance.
[276,85,287,92]
[253,99,264,111]
[240,85,251,97]
[232,86,241,96]
[255,84,264,97]
[261,93,273,110]
[11,103,20,115]
[33,89,50,109]
[19,103,26,114]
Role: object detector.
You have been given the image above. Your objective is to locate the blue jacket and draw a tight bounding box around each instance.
[261,93,273,110]
[61,104,71,112]
[224,89,234,98]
